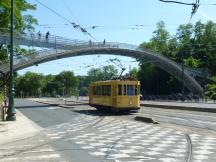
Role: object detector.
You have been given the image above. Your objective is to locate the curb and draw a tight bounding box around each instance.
[33,99,216,113]
[141,103,216,113]
[35,100,88,108]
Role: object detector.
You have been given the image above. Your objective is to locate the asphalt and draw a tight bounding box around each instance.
[31,97,216,113]
[140,101,216,113]
[1,99,216,161]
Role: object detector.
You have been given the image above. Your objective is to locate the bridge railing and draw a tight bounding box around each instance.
[0,32,209,78]
[135,47,210,77]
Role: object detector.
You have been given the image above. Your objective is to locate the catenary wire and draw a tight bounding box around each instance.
[34,0,97,41]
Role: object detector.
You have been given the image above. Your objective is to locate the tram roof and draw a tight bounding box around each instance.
[89,79,140,85]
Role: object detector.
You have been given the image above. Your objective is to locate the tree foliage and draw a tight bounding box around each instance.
[0,0,37,64]
[14,65,119,97]
[54,71,78,96]
[15,71,79,97]
[0,0,37,33]
[15,72,43,97]
[87,65,118,82]
[138,20,216,97]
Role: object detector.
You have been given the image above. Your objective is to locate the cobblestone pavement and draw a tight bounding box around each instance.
[1,112,216,162]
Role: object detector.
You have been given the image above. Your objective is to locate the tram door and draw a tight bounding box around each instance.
[123,84,135,106]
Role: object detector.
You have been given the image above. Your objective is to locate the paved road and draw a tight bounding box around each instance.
[139,107,216,134]
[1,99,216,162]
[34,97,216,133]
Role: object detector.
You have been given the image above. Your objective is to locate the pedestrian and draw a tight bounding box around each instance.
[30,32,34,40]
[89,40,92,47]
[103,39,106,45]
[37,31,41,40]
[45,31,50,42]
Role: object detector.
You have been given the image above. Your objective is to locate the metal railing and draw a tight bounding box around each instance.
[0,32,206,94]
[0,32,209,78]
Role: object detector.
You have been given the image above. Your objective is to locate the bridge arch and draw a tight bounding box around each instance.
[0,46,203,95]
[0,33,204,94]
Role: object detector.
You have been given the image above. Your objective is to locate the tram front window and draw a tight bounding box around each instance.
[127,85,134,96]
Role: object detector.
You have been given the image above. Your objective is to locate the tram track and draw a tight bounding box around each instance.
[140,108,216,133]
[171,127,193,162]
[185,133,193,162]
[10,99,215,161]
[157,113,216,133]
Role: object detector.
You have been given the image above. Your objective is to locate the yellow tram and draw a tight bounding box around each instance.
[88,79,140,112]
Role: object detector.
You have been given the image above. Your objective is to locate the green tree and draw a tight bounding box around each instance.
[87,68,103,82]
[87,65,118,82]
[102,65,118,80]
[129,67,138,79]
[138,21,182,95]
[15,72,43,97]
[77,76,89,96]
[0,0,37,65]
[0,0,37,33]
[41,74,56,97]
[54,71,78,97]
[205,83,216,100]
[137,62,181,95]
[0,44,8,62]
[140,21,170,56]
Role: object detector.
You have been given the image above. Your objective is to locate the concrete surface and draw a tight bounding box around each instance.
[0,110,42,144]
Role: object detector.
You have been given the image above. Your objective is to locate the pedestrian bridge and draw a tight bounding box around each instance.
[0,32,204,94]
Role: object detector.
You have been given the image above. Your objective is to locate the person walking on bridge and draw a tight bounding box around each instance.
[45,31,50,42]
[37,31,41,41]
[89,40,92,47]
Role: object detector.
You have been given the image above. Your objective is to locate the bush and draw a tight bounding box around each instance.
[205,83,216,100]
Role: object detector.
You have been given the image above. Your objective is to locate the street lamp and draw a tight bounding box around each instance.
[6,0,16,121]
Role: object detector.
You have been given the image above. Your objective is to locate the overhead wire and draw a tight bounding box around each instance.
[61,0,81,26]
[34,0,97,41]
[159,0,195,5]
[159,0,201,23]
[61,0,88,41]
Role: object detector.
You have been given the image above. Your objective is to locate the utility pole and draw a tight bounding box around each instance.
[6,0,16,121]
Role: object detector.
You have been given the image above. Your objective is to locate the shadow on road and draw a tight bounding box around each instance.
[15,105,50,109]
[72,109,136,117]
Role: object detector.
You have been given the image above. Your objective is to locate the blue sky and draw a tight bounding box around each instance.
[18,0,216,76]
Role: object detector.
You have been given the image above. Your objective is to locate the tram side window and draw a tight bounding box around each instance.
[123,85,127,95]
[127,85,134,96]
[107,85,111,96]
[93,86,96,95]
[102,86,105,95]
[118,85,122,95]
[101,85,111,96]
[93,86,101,95]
